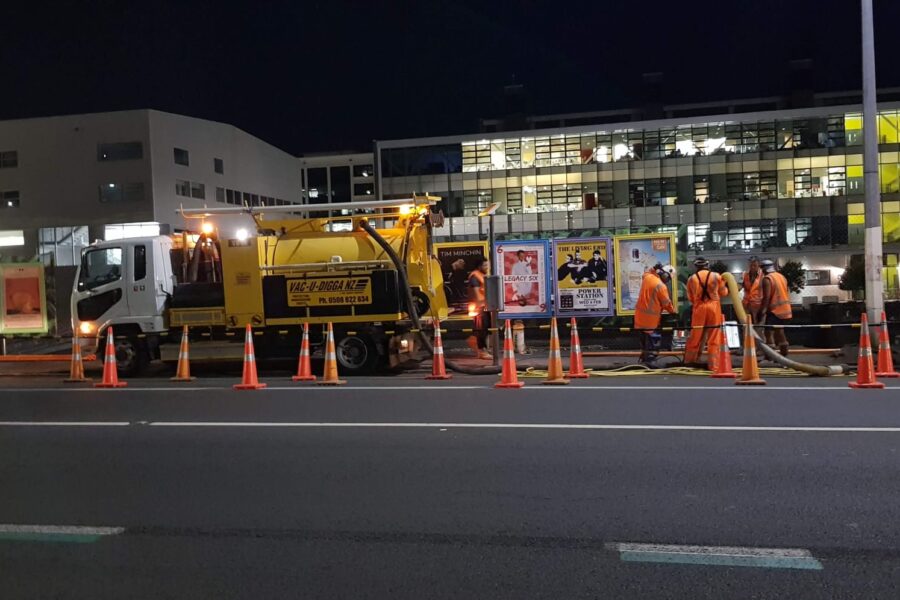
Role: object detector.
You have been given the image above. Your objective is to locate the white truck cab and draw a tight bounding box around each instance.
[72,236,174,371]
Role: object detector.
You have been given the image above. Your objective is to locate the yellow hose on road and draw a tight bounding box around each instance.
[721,273,844,376]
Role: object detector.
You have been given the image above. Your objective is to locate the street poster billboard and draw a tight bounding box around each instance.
[0,262,49,335]
[552,237,613,316]
[433,241,490,319]
[613,233,678,316]
[495,239,551,319]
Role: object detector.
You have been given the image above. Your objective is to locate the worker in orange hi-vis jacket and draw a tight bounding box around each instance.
[760,259,793,356]
[741,255,764,323]
[634,264,676,368]
[684,257,728,370]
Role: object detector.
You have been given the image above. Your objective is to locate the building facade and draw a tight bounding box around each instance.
[0,109,300,264]
[375,99,900,302]
[299,152,375,205]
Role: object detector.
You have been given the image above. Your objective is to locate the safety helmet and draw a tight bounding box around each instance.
[693,257,709,269]
[760,259,775,271]
[656,264,675,282]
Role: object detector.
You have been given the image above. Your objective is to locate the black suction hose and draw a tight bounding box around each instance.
[359,219,501,375]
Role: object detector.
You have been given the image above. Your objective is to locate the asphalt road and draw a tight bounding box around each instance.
[1,376,899,598]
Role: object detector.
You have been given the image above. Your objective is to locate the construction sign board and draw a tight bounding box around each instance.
[494,239,551,319]
[613,233,678,316]
[552,237,613,316]
[286,276,372,307]
[433,241,490,319]
[0,262,49,335]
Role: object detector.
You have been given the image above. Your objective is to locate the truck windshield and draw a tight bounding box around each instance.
[78,247,123,291]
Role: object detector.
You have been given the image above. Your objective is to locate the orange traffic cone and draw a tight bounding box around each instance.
[64,332,91,383]
[292,322,317,382]
[317,322,346,386]
[495,319,524,389]
[711,316,737,379]
[735,316,766,386]
[170,325,195,382]
[567,318,589,378]
[875,311,899,378]
[850,313,885,389]
[426,318,452,380]
[234,324,267,390]
[543,317,570,385]
[94,328,127,388]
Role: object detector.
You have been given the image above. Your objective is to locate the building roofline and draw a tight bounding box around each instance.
[376,100,900,150]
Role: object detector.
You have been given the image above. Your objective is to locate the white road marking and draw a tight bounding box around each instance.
[606,542,824,570]
[142,422,900,432]
[0,421,130,427]
[0,524,124,535]
[607,542,814,557]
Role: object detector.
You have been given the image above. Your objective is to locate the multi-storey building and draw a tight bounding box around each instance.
[374,92,900,301]
[0,109,300,264]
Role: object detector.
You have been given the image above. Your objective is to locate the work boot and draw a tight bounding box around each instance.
[779,344,790,357]
[478,350,493,360]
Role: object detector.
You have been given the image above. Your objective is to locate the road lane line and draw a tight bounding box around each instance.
[0,421,130,427]
[144,422,900,432]
[0,524,125,544]
[607,542,823,570]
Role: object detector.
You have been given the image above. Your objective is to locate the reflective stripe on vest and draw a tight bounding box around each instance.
[765,272,792,318]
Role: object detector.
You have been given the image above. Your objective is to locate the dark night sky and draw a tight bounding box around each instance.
[2,0,898,155]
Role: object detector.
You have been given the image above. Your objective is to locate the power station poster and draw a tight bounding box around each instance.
[434,241,490,319]
[613,233,678,316]
[0,263,49,335]
[552,237,613,316]
[494,239,551,319]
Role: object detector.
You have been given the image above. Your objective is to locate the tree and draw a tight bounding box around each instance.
[780,260,806,294]
[838,256,866,293]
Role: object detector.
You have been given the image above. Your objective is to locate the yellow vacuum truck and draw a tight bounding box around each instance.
[71,197,449,375]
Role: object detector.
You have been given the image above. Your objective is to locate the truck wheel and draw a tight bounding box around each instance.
[113,337,149,377]
[336,334,378,375]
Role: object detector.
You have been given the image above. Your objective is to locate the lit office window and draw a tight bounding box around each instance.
[352,164,373,178]
[104,222,160,241]
[0,230,24,247]
[38,226,89,266]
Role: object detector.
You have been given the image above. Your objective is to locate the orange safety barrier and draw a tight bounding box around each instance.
[567,318,589,378]
[495,319,524,389]
[94,328,127,388]
[292,322,317,382]
[426,317,452,380]
[234,324,266,390]
[317,322,346,386]
[543,317,569,385]
[875,310,899,378]
[849,313,884,389]
[735,316,766,386]
[710,316,737,379]
[63,333,91,383]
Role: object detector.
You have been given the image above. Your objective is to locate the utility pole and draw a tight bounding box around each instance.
[862,0,884,322]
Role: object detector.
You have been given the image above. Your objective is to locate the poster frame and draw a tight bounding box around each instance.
[551,236,614,317]
[0,262,49,335]
[432,240,490,320]
[613,233,678,316]
[494,239,552,320]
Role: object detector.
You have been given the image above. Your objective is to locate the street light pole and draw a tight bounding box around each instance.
[862,0,884,322]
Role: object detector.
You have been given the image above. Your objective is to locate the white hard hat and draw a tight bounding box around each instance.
[661,264,675,277]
